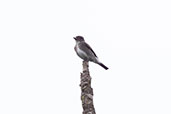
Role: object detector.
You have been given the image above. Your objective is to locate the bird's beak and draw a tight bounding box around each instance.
[73,37,76,40]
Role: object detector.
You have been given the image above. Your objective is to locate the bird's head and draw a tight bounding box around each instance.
[73,36,85,42]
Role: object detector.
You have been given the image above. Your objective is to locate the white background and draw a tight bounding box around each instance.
[0,0,171,114]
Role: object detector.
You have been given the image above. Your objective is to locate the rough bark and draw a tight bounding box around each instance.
[80,61,96,114]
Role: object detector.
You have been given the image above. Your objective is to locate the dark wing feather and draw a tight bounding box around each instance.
[83,42,97,57]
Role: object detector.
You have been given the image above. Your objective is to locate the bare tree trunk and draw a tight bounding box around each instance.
[80,61,96,114]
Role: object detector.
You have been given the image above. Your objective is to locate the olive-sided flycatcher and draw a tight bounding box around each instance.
[74,36,108,70]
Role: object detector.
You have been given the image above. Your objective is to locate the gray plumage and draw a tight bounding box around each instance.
[74,36,108,70]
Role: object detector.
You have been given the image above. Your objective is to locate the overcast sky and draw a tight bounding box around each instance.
[0,0,171,114]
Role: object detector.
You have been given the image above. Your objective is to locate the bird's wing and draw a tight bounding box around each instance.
[82,42,97,57]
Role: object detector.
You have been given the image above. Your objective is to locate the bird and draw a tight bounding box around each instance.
[74,36,108,70]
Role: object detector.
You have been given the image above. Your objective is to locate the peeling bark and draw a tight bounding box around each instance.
[80,61,96,114]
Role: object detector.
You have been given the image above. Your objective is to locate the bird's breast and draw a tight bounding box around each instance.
[75,44,88,60]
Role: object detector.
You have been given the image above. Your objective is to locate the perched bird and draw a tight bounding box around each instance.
[74,36,108,70]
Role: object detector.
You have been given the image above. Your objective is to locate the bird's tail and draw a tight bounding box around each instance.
[98,62,109,70]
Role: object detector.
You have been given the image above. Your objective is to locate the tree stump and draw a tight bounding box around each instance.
[80,61,96,114]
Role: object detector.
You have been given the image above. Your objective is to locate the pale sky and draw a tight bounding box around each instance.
[0,0,171,114]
